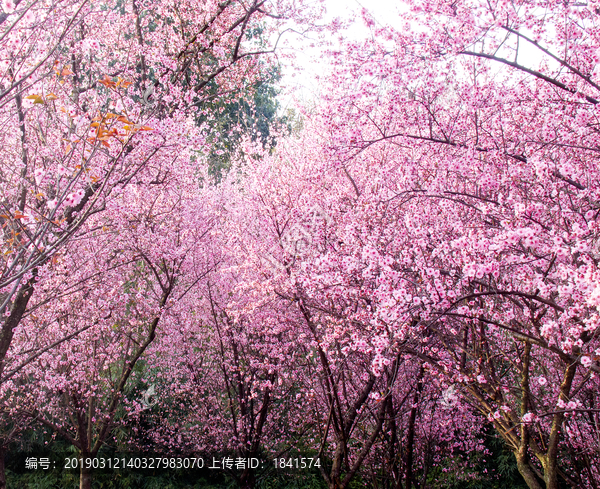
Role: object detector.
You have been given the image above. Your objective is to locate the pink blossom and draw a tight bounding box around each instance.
[521,412,537,424]
[2,0,15,13]
[34,168,45,185]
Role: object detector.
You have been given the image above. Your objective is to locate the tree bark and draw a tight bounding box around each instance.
[542,359,578,489]
[405,365,424,489]
[515,343,543,489]
[240,469,256,489]
[0,446,6,489]
[516,456,544,489]
[79,454,92,489]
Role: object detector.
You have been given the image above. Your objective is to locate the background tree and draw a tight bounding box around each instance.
[0,0,309,386]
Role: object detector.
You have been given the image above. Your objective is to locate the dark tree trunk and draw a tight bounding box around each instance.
[79,455,92,489]
[516,456,543,489]
[405,366,424,489]
[0,446,6,489]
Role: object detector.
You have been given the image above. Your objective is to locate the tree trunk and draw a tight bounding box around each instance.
[328,478,343,489]
[240,464,256,489]
[80,456,92,489]
[516,455,543,489]
[386,393,399,489]
[329,440,345,489]
[543,456,559,489]
[405,365,424,489]
[0,446,6,489]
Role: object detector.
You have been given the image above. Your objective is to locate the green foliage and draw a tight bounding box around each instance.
[3,431,534,489]
[195,63,292,182]
[424,428,529,489]
[255,471,325,489]
[6,439,229,489]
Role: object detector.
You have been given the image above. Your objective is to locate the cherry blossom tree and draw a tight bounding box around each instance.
[5,0,600,488]
[5,161,218,489]
[193,133,490,489]
[0,0,309,384]
[139,271,306,489]
[0,0,313,487]
[283,1,600,487]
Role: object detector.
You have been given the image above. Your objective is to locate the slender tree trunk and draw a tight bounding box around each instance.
[405,365,424,489]
[543,456,560,489]
[0,446,6,489]
[386,393,399,489]
[516,455,543,489]
[240,469,255,489]
[79,454,92,489]
[328,476,343,489]
[329,441,345,489]
[515,343,543,489]
[543,359,578,489]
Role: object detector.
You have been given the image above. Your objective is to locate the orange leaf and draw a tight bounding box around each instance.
[98,75,116,89]
[25,94,44,104]
[117,77,131,88]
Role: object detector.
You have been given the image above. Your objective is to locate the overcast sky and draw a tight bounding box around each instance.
[277,0,405,109]
[276,0,549,111]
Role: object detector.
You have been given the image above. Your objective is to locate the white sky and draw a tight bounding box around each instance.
[275,0,552,111]
[277,0,405,110]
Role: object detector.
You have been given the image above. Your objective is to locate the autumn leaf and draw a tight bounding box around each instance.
[98,75,117,89]
[25,94,45,104]
[116,77,132,88]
